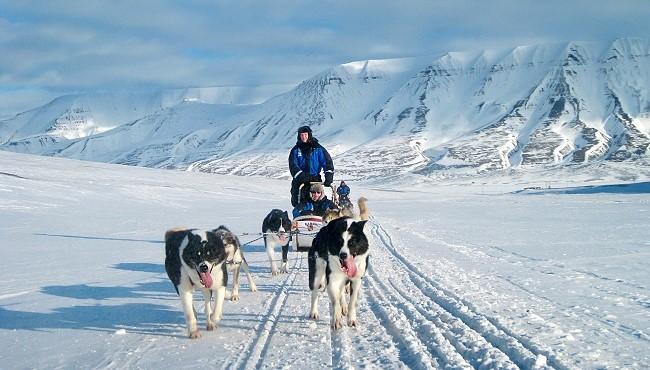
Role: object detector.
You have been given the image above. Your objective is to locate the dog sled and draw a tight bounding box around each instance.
[290,181,338,252]
[291,214,323,252]
[337,194,353,210]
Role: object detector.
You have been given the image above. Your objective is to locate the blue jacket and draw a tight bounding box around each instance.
[337,185,350,197]
[289,138,334,185]
[293,196,334,218]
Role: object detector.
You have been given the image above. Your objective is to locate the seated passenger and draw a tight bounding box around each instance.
[292,183,335,218]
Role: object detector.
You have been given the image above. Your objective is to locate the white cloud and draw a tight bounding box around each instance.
[0,88,59,119]
[0,0,649,116]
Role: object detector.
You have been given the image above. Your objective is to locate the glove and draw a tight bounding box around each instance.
[294,172,308,184]
[323,172,333,187]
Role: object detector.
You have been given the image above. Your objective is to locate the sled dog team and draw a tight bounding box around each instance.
[165,197,370,338]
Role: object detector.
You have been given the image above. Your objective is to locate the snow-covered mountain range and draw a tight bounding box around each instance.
[1,38,649,180]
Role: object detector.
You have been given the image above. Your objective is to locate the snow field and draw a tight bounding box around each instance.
[0,151,648,369]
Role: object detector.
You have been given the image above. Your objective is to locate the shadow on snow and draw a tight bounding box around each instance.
[33,233,163,244]
[114,262,166,273]
[0,255,301,336]
[0,235,308,336]
[513,181,650,195]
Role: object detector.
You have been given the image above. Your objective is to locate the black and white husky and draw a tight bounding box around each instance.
[165,228,227,338]
[308,212,370,329]
[164,226,255,338]
[262,209,292,275]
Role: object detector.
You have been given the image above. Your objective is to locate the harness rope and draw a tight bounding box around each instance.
[237,229,319,247]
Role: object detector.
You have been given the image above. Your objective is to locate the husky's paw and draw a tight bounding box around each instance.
[331,317,342,330]
[309,310,319,320]
[249,284,258,293]
[230,294,240,302]
[347,318,358,327]
[280,262,288,273]
[341,305,348,316]
[189,330,201,339]
[206,322,215,331]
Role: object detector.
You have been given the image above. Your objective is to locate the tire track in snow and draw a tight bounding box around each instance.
[371,221,565,370]
[228,253,303,370]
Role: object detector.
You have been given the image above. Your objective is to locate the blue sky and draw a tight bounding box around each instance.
[1,0,649,118]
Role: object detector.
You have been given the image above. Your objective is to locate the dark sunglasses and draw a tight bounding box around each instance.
[310,191,322,194]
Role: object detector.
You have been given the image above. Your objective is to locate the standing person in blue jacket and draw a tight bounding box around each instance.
[336,180,351,207]
[337,180,350,198]
[288,125,334,207]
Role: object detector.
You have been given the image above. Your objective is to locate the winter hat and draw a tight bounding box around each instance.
[310,183,324,193]
[297,125,313,141]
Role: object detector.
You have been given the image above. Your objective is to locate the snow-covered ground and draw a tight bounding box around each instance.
[0,151,648,369]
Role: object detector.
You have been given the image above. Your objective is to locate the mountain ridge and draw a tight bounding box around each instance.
[1,37,648,180]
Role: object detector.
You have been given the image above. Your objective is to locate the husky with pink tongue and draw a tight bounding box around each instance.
[308,213,370,330]
[165,228,229,339]
[262,209,292,275]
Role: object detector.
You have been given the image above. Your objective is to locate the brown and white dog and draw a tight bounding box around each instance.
[308,198,371,329]
[164,226,255,339]
[214,226,257,301]
[322,197,368,224]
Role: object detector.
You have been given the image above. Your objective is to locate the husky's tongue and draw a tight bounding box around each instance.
[340,255,357,278]
[278,232,287,243]
[199,271,213,288]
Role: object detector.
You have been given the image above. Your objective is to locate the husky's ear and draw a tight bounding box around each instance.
[283,210,289,219]
[351,220,368,232]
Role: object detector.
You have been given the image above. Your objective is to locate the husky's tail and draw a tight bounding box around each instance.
[357,197,369,221]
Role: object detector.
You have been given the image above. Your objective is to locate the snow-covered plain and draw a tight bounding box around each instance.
[0,151,648,369]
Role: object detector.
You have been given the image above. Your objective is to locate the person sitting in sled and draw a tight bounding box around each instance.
[288,125,334,207]
[292,183,335,218]
[336,180,351,206]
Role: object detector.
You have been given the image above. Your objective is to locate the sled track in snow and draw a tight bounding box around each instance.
[364,272,459,369]
[483,243,650,342]
[327,294,407,369]
[486,243,650,310]
[329,321,355,369]
[369,221,568,370]
[227,254,304,370]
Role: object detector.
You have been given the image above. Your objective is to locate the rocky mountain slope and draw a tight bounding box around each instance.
[1,38,648,180]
